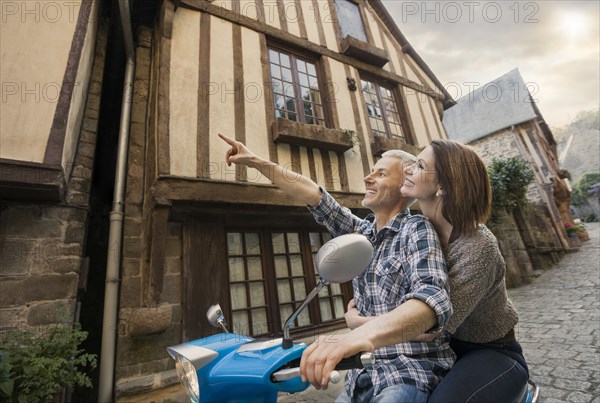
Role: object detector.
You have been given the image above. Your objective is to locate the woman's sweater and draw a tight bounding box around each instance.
[444,225,519,343]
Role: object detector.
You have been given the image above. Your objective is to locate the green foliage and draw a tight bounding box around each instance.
[488,157,535,219]
[0,323,96,403]
[571,172,600,205]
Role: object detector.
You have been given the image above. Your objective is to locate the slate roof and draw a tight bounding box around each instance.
[442,68,538,143]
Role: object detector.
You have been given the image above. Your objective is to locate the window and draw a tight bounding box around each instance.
[226,229,351,337]
[361,79,405,141]
[268,48,325,126]
[227,232,269,335]
[335,0,367,42]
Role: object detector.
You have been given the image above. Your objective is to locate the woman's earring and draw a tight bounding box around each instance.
[436,190,442,197]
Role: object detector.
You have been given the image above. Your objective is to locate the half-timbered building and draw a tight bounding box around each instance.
[1,0,454,399]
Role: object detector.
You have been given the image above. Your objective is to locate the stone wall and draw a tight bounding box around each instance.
[470,127,544,205]
[0,20,108,332]
[114,26,184,398]
[487,209,535,288]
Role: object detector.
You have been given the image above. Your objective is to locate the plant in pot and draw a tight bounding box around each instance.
[0,322,96,403]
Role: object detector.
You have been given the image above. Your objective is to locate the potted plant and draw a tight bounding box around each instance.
[0,322,96,403]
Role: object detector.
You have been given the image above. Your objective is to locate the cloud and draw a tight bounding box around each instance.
[381,0,600,127]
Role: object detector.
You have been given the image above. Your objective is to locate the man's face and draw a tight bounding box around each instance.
[361,157,406,215]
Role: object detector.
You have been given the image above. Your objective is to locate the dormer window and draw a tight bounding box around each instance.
[335,0,367,42]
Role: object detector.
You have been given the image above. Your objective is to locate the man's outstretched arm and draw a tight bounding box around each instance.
[219,133,322,206]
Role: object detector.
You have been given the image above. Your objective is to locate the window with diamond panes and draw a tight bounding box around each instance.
[309,232,346,322]
[272,232,312,329]
[269,48,325,126]
[361,79,404,141]
[227,232,269,336]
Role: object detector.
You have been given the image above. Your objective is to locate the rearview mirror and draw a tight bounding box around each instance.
[316,234,373,283]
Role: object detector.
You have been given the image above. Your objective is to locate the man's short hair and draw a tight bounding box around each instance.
[381,149,417,165]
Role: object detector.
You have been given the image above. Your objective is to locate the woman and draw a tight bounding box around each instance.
[346,139,529,402]
[405,139,529,402]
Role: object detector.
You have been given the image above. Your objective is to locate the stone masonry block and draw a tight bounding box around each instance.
[164,237,182,258]
[0,307,27,330]
[120,276,142,308]
[65,222,86,244]
[46,256,82,275]
[116,325,180,368]
[0,274,78,307]
[27,299,76,326]
[0,239,35,276]
[164,257,181,275]
[161,274,181,305]
[124,218,142,237]
[1,208,62,238]
[129,305,172,336]
[123,258,141,277]
[115,374,155,396]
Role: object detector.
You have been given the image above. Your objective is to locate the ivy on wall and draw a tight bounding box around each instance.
[488,156,535,221]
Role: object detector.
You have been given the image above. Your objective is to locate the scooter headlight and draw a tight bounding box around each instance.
[175,354,199,402]
[167,343,218,403]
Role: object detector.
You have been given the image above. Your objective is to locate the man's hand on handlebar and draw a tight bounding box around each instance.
[299,331,374,390]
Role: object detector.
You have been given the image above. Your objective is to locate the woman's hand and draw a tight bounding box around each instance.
[344,299,371,330]
[219,133,257,167]
[411,333,438,342]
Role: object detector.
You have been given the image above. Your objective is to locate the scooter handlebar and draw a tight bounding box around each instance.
[271,352,375,383]
[334,352,375,370]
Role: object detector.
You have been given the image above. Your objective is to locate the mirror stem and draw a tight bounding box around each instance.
[282,280,327,349]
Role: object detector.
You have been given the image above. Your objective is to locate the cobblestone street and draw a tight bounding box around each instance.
[280,222,600,403]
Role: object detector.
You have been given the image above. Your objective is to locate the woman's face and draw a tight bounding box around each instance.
[401,146,440,200]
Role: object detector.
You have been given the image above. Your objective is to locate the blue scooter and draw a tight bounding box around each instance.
[167,233,375,403]
[167,233,540,403]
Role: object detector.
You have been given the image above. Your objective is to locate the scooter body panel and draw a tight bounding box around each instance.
[189,334,310,403]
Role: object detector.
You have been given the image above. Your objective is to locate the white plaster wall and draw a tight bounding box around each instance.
[312,149,327,187]
[364,9,383,51]
[209,17,236,181]
[281,0,300,37]
[300,0,320,43]
[169,8,201,177]
[421,95,443,141]
[405,91,430,147]
[316,0,339,52]
[242,26,271,184]
[0,0,80,162]
[328,59,365,193]
[263,0,281,30]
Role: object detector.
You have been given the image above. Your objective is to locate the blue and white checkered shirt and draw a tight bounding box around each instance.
[308,190,454,397]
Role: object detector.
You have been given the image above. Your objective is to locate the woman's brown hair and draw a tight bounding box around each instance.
[430,139,492,237]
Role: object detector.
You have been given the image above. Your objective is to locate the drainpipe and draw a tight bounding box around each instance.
[98,0,135,401]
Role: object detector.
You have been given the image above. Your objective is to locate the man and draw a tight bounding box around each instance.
[219,134,453,402]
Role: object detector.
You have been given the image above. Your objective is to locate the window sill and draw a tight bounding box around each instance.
[371,136,421,157]
[341,36,389,68]
[271,119,354,153]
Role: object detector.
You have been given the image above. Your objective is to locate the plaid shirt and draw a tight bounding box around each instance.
[308,190,454,397]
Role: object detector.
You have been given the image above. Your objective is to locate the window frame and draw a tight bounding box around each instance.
[267,45,328,127]
[334,0,368,42]
[225,228,352,337]
[360,77,406,142]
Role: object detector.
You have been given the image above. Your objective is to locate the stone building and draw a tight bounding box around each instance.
[1,0,455,400]
[443,68,571,286]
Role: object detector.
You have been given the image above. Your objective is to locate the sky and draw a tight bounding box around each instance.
[381,0,600,128]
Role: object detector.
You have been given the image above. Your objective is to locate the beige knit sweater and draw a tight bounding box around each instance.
[444,225,518,343]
